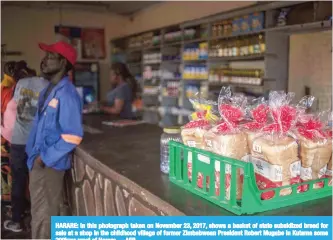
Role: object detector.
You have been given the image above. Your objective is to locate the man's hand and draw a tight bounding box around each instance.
[35,156,45,168]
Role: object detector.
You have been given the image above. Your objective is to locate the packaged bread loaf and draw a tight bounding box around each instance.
[243,98,269,149]
[203,87,249,199]
[181,96,218,187]
[326,156,332,186]
[250,91,300,200]
[296,112,333,191]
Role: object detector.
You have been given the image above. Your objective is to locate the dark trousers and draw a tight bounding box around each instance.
[10,144,29,223]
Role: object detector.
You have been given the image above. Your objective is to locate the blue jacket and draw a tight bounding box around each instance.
[26,76,83,171]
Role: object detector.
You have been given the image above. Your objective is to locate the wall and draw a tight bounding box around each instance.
[1,6,128,99]
[288,30,332,111]
[125,1,255,35]
[1,2,256,100]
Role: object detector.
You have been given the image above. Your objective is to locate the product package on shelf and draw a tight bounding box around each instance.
[296,110,333,192]
[203,87,250,200]
[181,95,218,187]
[250,91,300,200]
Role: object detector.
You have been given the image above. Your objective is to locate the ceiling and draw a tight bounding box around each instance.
[1,1,161,16]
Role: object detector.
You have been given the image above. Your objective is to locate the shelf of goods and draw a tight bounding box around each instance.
[110,1,332,127]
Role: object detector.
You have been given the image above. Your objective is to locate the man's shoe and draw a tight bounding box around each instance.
[3,220,23,233]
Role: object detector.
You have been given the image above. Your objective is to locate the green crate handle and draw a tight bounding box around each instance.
[168,141,332,215]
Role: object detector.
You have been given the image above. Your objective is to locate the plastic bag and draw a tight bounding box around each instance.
[181,94,218,149]
[181,93,218,187]
[250,91,300,200]
[203,87,249,199]
[243,97,269,149]
[296,110,333,191]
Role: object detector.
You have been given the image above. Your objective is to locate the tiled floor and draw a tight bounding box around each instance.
[1,203,31,239]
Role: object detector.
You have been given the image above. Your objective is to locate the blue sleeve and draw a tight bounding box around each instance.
[40,90,84,167]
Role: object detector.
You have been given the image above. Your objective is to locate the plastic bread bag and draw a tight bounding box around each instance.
[295,110,332,191]
[243,97,270,149]
[250,91,300,200]
[325,112,333,186]
[181,93,218,149]
[181,93,219,187]
[326,155,332,187]
[203,86,249,199]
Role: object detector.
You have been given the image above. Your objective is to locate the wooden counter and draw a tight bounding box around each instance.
[64,114,332,216]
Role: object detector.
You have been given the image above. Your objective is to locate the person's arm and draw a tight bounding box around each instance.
[40,90,84,167]
[101,99,124,115]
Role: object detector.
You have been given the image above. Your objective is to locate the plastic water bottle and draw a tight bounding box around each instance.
[160,127,182,174]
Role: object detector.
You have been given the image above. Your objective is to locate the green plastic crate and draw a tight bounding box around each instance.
[168,141,332,215]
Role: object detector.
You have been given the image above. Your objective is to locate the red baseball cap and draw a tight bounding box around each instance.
[39,41,77,65]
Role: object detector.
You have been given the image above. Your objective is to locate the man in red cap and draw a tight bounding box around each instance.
[25,41,83,239]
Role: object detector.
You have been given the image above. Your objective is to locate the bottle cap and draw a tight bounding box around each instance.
[163,127,181,134]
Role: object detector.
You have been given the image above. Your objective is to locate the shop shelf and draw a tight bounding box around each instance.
[169,141,332,215]
[163,41,182,47]
[209,54,265,62]
[161,96,179,107]
[265,20,332,34]
[208,82,264,88]
[183,59,208,63]
[126,48,142,53]
[161,60,182,64]
[183,78,208,81]
[184,38,208,44]
[211,29,265,41]
[143,45,161,51]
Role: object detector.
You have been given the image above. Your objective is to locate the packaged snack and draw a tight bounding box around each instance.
[203,87,250,199]
[250,91,300,200]
[251,12,265,31]
[240,15,251,33]
[296,111,333,191]
[232,17,241,35]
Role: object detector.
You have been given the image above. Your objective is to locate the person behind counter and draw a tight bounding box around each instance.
[100,62,138,119]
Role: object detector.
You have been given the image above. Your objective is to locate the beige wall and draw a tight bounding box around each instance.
[289,30,332,111]
[1,2,255,99]
[1,6,128,99]
[125,1,255,35]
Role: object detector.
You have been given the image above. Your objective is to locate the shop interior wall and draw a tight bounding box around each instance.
[1,2,255,100]
[288,30,332,111]
[1,6,129,100]
[4,2,329,103]
[124,1,255,35]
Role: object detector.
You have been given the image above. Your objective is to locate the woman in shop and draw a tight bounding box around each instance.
[100,62,139,119]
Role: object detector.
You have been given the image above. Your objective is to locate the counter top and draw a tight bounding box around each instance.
[79,114,332,216]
